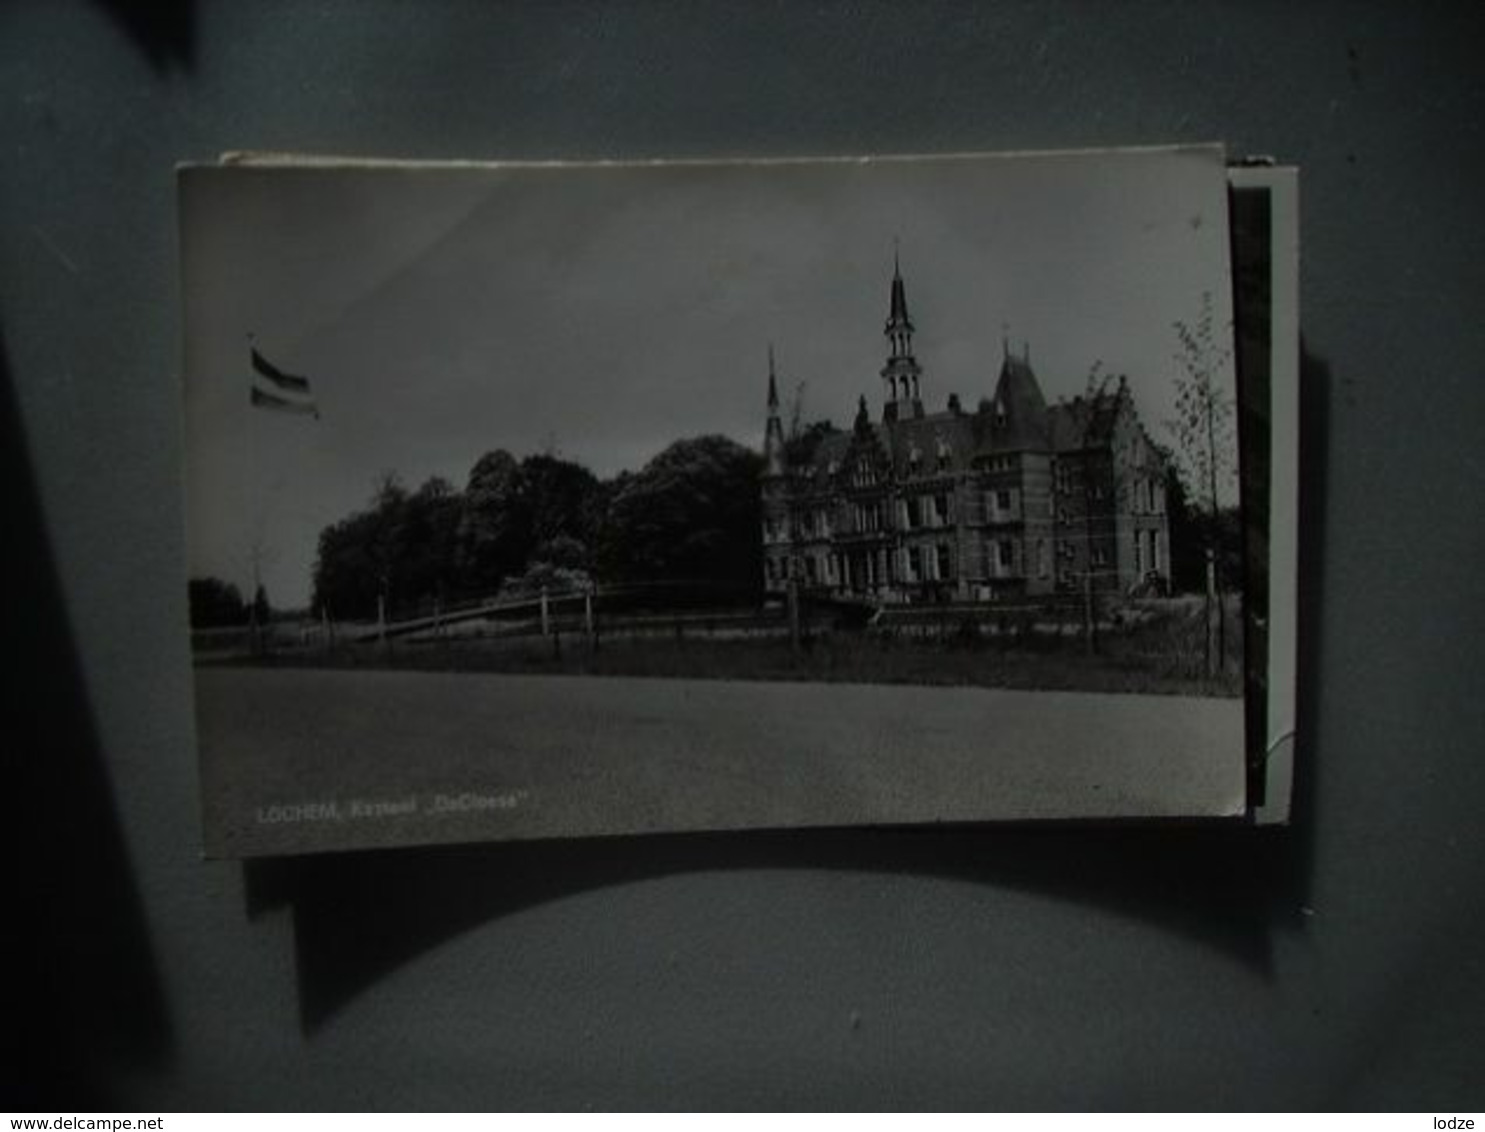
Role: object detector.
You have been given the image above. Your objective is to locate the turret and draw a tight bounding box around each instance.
[879,248,924,421]
[763,344,788,478]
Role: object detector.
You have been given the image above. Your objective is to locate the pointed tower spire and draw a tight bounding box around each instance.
[763,343,787,478]
[888,247,911,332]
[880,246,923,421]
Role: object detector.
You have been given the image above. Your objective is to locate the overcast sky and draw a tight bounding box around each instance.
[181,146,1236,609]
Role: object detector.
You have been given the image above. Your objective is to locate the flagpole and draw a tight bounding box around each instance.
[247,331,264,658]
[246,333,320,653]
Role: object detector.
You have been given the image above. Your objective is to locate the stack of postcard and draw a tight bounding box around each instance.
[178,144,1299,858]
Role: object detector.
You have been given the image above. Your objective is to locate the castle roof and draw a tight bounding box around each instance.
[1047,387,1125,451]
[775,333,1147,481]
[982,353,1051,452]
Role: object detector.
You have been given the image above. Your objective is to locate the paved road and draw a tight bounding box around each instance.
[194,668,1246,857]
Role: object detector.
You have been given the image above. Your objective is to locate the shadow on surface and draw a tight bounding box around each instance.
[3,325,173,1105]
[1288,338,1329,908]
[245,819,1308,1033]
[90,0,197,72]
[243,343,1330,1035]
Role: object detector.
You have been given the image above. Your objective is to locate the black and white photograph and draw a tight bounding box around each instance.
[181,145,1249,857]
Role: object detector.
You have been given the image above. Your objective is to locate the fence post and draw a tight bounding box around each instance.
[377,593,387,648]
[540,586,550,638]
[1205,547,1220,678]
[1082,570,1094,654]
[787,576,801,653]
[584,588,595,650]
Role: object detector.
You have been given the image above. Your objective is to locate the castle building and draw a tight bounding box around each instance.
[761,260,1171,604]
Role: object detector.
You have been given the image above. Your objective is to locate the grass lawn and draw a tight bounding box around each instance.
[210,597,1245,698]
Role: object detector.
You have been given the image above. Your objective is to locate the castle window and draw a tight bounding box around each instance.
[934,493,951,525]
[907,546,922,582]
[995,489,1012,513]
[998,539,1015,571]
[937,543,953,581]
[1037,540,1050,579]
[908,445,922,473]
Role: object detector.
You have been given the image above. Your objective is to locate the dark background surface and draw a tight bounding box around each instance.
[3,0,1482,1110]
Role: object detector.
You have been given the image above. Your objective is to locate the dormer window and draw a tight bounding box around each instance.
[994,398,1007,426]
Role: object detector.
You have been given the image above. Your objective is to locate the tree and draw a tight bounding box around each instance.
[598,435,763,589]
[784,419,835,466]
[1062,361,1117,653]
[310,447,611,622]
[1156,446,1202,593]
[454,450,604,594]
[311,472,437,620]
[313,500,393,620]
[187,576,246,628]
[252,583,271,625]
[1168,290,1238,674]
[456,450,529,594]
[1170,292,1237,523]
[396,475,464,607]
[367,471,408,614]
[519,453,602,559]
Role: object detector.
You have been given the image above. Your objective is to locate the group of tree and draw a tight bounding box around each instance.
[1160,460,1242,595]
[187,577,270,628]
[307,436,763,621]
[1165,290,1241,675]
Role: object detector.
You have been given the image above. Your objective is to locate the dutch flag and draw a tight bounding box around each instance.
[249,341,319,419]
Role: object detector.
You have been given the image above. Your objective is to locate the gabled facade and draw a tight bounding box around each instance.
[761,262,1170,604]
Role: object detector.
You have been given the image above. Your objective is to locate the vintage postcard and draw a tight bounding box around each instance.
[180,145,1267,857]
